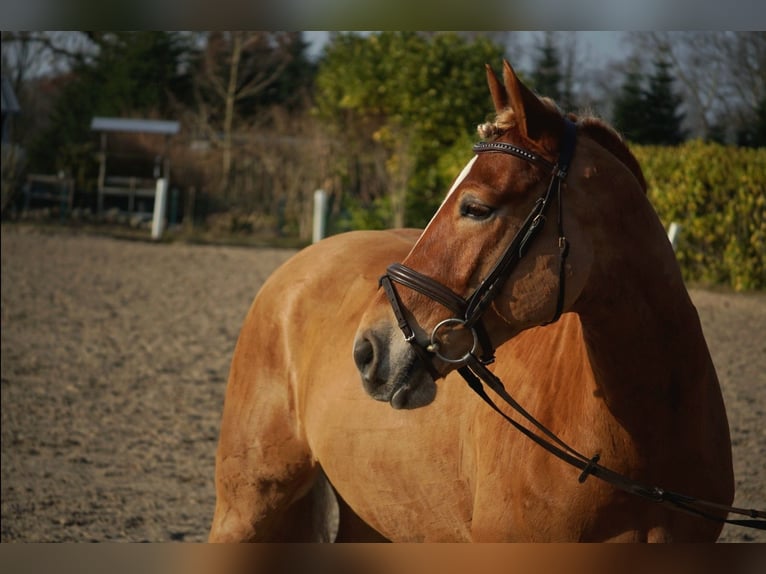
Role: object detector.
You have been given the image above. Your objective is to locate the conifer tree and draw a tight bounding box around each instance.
[642,55,685,144]
[736,96,766,147]
[529,33,578,112]
[755,96,766,147]
[612,62,649,142]
[613,55,685,145]
[531,33,563,103]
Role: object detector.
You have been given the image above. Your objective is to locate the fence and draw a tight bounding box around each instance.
[22,174,75,219]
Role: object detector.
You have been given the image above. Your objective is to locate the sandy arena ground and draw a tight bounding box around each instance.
[1,225,764,542]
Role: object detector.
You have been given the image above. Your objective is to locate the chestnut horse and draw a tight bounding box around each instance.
[209,61,734,542]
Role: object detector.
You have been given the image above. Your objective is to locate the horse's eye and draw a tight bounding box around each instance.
[460,200,494,220]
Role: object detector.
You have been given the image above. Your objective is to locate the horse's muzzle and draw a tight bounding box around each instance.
[353,334,378,387]
[353,329,436,409]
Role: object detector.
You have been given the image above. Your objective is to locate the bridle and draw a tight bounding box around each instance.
[380,118,577,378]
[377,117,766,531]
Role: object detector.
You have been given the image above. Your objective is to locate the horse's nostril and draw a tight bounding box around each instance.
[353,337,375,376]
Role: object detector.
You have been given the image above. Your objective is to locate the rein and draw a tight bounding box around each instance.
[459,357,766,531]
[379,118,766,532]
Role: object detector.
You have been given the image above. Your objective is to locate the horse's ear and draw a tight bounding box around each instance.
[486,63,508,112]
[502,59,558,143]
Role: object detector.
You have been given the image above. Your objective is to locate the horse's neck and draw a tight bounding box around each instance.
[575,246,713,438]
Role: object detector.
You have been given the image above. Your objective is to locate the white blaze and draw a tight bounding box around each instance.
[412,155,478,249]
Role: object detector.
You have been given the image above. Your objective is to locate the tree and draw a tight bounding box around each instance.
[635,32,766,142]
[237,34,316,113]
[612,59,649,143]
[755,96,766,146]
[531,33,563,103]
[528,32,577,112]
[25,32,196,181]
[612,54,685,145]
[642,55,685,145]
[190,32,303,195]
[88,31,195,113]
[736,95,766,147]
[1,31,98,89]
[315,32,504,228]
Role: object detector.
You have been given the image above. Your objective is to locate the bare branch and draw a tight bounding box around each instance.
[188,31,296,193]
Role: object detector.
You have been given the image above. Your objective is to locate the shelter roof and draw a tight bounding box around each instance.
[90,116,180,135]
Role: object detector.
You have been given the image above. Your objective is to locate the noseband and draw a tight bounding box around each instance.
[380,118,577,378]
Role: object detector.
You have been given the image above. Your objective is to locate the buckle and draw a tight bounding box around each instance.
[577,454,601,483]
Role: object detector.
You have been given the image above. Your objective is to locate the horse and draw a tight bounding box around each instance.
[209,60,734,542]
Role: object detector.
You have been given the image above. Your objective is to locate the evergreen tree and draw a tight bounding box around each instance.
[642,56,685,145]
[755,96,766,147]
[528,33,578,112]
[613,55,685,145]
[88,31,196,114]
[558,50,577,114]
[530,33,563,103]
[735,95,766,147]
[612,62,649,142]
[706,122,728,145]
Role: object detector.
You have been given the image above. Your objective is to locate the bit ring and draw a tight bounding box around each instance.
[428,318,478,364]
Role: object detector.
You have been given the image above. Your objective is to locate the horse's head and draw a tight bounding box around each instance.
[354,60,645,409]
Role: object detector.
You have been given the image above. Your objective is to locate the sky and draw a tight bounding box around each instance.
[1,0,765,30]
[303,31,630,69]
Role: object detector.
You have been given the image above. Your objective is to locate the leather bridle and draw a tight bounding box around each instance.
[376,117,766,531]
[380,118,577,377]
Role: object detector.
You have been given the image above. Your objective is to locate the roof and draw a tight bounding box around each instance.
[1,76,21,115]
[90,116,180,135]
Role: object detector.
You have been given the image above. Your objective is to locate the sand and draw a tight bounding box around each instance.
[1,226,763,542]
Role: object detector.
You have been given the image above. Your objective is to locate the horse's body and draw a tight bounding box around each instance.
[209,61,734,542]
[210,228,732,542]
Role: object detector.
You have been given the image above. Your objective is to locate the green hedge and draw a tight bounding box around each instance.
[366,138,764,291]
[633,141,765,291]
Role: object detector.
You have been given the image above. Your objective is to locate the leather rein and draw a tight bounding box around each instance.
[378,118,766,531]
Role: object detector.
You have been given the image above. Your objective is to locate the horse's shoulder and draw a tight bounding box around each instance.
[251,229,421,334]
[309,228,422,259]
[270,229,421,287]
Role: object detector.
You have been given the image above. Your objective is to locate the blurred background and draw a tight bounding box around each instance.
[2,31,764,289]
